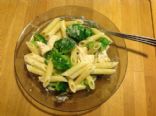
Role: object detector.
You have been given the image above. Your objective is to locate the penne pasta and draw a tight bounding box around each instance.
[95,62,118,68]
[38,76,50,87]
[47,35,60,49]
[45,60,53,80]
[70,64,88,79]
[38,76,45,83]
[50,75,67,82]
[47,21,61,37]
[80,33,112,46]
[30,35,34,41]
[88,42,101,54]
[39,60,53,87]
[26,42,40,55]
[68,79,76,93]
[60,20,67,37]
[86,76,95,90]
[62,62,87,77]
[91,68,116,75]
[43,79,50,87]
[91,28,103,34]
[38,60,53,87]
[93,42,101,50]
[36,41,51,55]
[26,64,44,76]
[39,75,67,87]
[26,53,45,63]
[91,28,112,42]
[55,31,62,38]
[75,64,92,84]
[70,47,79,65]
[41,18,61,35]
[24,55,47,71]
[79,33,105,45]
[76,84,86,91]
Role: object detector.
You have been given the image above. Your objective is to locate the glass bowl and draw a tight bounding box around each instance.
[14,6,128,115]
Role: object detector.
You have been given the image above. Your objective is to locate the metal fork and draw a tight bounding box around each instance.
[105,31,156,46]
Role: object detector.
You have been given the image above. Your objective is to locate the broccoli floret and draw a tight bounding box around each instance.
[87,37,111,53]
[44,49,71,71]
[66,24,93,42]
[85,27,93,37]
[54,37,76,54]
[98,37,111,50]
[33,33,47,44]
[47,82,68,92]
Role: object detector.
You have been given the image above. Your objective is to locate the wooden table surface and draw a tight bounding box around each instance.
[0,0,156,116]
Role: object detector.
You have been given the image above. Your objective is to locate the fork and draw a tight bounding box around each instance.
[105,31,156,46]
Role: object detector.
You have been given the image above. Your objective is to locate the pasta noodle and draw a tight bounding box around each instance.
[91,68,116,75]
[26,53,45,63]
[62,62,87,77]
[80,33,112,46]
[40,75,67,87]
[48,35,60,49]
[75,64,92,84]
[26,64,44,76]
[47,21,61,37]
[55,31,62,38]
[39,60,53,87]
[88,42,101,54]
[70,64,89,79]
[50,75,67,82]
[24,55,47,71]
[60,20,67,37]
[86,76,95,90]
[36,41,51,55]
[95,62,118,68]
[68,79,76,93]
[75,84,86,91]
[45,60,53,80]
[40,77,50,87]
[79,33,104,46]
[70,47,79,65]
[91,28,103,34]
[38,76,45,82]
[41,18,61,35]
[26,42,40,55]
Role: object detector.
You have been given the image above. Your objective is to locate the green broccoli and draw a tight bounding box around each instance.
[33,33,47,44]
[85,27,93,37]
[44,49,72,71]
[98,37,111,50]
[66,24,93,42]
[47,82,68,92]
[54,37,76,54]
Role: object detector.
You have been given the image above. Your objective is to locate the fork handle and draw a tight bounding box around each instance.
[106,31,156,46]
